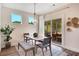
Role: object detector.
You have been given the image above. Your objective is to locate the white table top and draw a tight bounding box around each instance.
[30,36,47,41]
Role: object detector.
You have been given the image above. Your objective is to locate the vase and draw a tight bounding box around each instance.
[5,41,11,49]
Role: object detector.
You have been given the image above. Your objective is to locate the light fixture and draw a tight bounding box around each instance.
[52,4,55,6]
[33,3,37,23]
[28,3,37,24]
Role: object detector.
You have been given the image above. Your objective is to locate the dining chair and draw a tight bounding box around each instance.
[33,32,41,46]
[23,33,29,42]
[23,33,34,45]
[33,33,38,38]
[36,37,52,56]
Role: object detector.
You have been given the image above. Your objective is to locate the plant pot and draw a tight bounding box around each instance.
[5,42,11,49]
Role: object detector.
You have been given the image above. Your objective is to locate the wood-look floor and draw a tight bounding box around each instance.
[0,46,18,56]
[0,46,79,56]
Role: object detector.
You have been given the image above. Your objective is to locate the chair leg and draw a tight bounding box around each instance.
[45,47,47,51]
[41,48,44,56]
[35,47,38,53]
[25,51,27,56]
[49,46,52,56]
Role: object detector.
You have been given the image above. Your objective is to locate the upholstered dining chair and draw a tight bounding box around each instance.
[24,33,29,42]
[33,33,38,38]
[36,37,52,56]
[23,33,34,45]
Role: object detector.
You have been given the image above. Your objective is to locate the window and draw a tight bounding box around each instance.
[11,13,22,24]
[28,16,34,24]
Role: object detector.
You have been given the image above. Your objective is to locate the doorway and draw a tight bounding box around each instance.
[52,18,62,44]
[44,18,62,45]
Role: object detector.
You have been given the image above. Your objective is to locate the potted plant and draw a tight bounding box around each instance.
[0,25,14,48]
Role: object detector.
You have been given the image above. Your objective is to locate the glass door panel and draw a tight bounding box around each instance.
[44,20,51,36]
[52,18,62,44]
[44,19,62,45]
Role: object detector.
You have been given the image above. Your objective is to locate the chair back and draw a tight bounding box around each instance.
[43,37,51,46]
[45,32,51,37]
[33,33,38,38]
[23,33,29,42]
[24,33,29,37]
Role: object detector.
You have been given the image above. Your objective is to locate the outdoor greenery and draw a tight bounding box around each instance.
[45,21,51,33]
[45,19,62,33]
[52,19,62,32]
[13,21,21,24]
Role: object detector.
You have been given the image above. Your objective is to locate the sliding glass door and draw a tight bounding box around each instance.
[44,20,51,36]
[44,18,62,44]
[52,18,62,44]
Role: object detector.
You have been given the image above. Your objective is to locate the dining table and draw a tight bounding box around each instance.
[28,36,48,53]
[29,36,47,45]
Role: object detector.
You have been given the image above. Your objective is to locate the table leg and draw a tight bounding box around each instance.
[32,40,33,45]
[33,48,35,56]
[35,40,37,53]
[18,43,19,49]
[25,51,27,56]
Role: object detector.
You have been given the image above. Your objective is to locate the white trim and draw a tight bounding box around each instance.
[61,14,65,46]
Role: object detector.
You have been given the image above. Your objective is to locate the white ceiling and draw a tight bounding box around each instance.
[2,3,68,15]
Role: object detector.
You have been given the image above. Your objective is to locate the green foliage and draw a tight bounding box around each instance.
[45,21,51,33]
[52,19,62,32]
[0,25,14,42]
[13,21,21,24]
[45,19,62,33]
[28,20,34,24]
[52,20,56,30]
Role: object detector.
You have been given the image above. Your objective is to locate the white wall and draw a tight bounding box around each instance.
[1,7,38,48]
[38,16,45,37]
[45,4,79,52]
